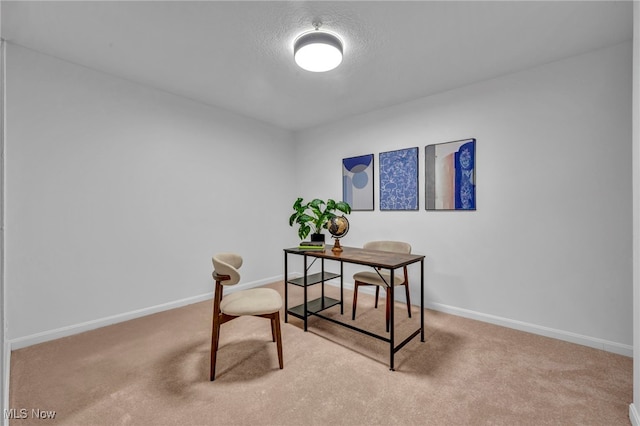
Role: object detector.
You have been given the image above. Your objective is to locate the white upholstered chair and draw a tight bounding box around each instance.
[351,241,412,332]
[210,253,283,381]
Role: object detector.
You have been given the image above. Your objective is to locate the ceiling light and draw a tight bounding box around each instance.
[294,25,343,73]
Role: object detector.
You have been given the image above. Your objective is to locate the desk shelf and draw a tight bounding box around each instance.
[288,296,341,319]
[287,272,340,287]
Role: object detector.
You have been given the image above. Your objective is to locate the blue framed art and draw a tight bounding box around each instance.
[343,154,374,211]
[379,147,419,211]
[425,138,476,210]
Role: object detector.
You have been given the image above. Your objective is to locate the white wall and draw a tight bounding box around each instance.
[0,32,6,419]
[295,41,633,354]
[631,2,639,424]
[5,44,296,343]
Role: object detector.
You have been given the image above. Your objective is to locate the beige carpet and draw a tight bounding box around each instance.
[9,282,632,425]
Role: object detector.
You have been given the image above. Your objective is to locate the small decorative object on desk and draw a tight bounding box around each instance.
[327,215,349,253]
[299,241,325,251]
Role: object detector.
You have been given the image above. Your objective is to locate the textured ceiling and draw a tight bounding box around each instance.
[2,1,633,131]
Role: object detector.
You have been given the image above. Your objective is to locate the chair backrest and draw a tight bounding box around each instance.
[363,241,411,255]
[212,253,242,286]
[364,241,411,280]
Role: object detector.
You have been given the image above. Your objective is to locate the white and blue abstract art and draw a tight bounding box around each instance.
[425,138,476,210]
[342,154,374,211]
[379,147,419,210]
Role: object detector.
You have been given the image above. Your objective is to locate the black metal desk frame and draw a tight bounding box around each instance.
[284,246,425,370]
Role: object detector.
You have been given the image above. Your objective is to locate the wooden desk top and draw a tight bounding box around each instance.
[284,245,424,269]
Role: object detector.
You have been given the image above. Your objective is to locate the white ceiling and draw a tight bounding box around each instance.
[1,1,633,131]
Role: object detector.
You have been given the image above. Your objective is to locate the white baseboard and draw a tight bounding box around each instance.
[320,279,633,357]
[426,301,633,357]
[7,274,633,358]
[631,403,640,426]
[8,276,280,350]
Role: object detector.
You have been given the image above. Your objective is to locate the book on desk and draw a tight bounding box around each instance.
[298,241,325,251]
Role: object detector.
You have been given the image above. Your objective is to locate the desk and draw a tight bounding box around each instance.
[283,245,425,370]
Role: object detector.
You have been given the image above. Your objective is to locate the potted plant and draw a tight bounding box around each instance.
[289,197,351,241]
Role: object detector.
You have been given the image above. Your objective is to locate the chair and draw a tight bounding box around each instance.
[351,241,412,332]
[210,253,283,381]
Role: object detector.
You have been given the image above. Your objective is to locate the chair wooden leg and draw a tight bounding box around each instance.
[210,315,220,381]
[270,314,277,342]
[210,282,225,381]
[273,311,284,369]
[374,286,380,309]
[404,283,412,318]
[352,282,360,320]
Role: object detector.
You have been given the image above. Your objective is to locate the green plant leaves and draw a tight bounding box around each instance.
[298,224,311,240]
[289,197,352,240]
[335,201,352,214]
[309,199,325,209]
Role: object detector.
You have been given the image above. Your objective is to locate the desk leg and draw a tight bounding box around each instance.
[340,261,344,315]
[284,252,289,323]
[389,271,395,371]
[421,259,425,342]
[303,254,308,332]
[321,258,325,309]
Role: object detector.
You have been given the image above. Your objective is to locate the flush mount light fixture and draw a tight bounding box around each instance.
[294,23,343,72]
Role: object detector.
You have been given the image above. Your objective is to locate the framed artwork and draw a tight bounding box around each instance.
[342,154,374,211]
[425,138,476,210]
[379,147,419,210]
